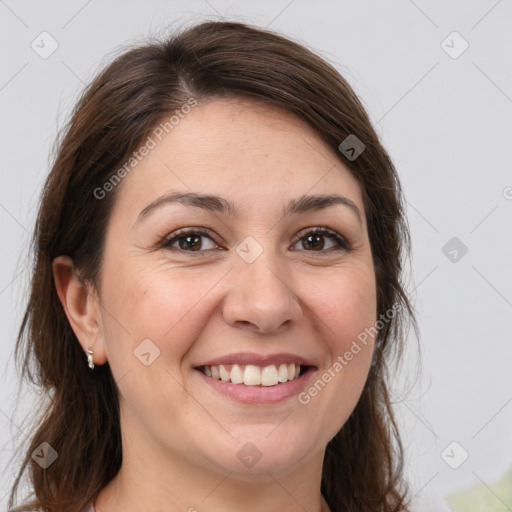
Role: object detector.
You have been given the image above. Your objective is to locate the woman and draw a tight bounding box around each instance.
[9,20,415,512]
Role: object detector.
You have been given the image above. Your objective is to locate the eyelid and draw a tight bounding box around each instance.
[292,226,350,249]
[160,226,221,249]
[161,225,351,253]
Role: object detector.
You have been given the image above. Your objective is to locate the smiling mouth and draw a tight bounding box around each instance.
[197,363,309,387]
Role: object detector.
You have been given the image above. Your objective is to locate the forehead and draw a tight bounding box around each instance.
[111,98,364,219]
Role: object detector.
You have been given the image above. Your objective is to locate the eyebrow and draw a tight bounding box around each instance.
[135,191,363,226]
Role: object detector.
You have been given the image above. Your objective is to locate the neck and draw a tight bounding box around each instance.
[94,431,328,512]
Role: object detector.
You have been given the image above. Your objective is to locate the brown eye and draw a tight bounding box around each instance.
[161,226,350,255]
[303,233,327,250]
[162,228,219,252]
[176,234,203,251]
[292,228,350,252]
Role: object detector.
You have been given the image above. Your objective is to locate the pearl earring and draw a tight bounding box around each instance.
[86,348,94,369]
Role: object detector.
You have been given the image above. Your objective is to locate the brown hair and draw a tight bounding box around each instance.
[9,20,416,512]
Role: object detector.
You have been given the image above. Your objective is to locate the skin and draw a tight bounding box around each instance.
[53,98,377,512]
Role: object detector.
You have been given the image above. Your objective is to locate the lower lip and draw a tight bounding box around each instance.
[195,367,316,404]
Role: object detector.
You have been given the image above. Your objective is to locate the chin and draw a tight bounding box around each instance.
[199,429,320,476]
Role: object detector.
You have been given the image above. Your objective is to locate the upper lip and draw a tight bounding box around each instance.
[196,352,317,368]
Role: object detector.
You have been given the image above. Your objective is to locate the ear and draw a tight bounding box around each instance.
[52,255,107,366]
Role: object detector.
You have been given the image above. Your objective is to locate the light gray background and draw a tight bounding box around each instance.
[1,1,511,510]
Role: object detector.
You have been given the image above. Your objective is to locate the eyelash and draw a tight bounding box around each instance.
[160,226,351,255]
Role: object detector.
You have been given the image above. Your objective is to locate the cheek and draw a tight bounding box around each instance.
[99,255,225,363]
[291,266,377,444]
[315,266,377,399]
[315,265,377,351]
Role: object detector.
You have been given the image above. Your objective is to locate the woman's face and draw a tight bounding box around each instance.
[94,98,377,477]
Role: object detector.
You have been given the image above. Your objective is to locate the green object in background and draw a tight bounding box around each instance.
[445,467,512,511]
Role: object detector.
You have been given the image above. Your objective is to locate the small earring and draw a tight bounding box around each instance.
[86,348,95,369]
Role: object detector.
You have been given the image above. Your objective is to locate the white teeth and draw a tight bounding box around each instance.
[261,365,279,386]
[230,364,244,384]
[277,363,288,383]
[201,362,304,386]
[243,365,261,386]
[287,363,295,380]
[219,364,230,382]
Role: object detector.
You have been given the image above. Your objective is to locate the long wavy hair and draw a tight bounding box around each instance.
[8,20,416,512]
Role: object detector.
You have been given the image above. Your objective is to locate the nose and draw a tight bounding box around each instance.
[221,249,303,334]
